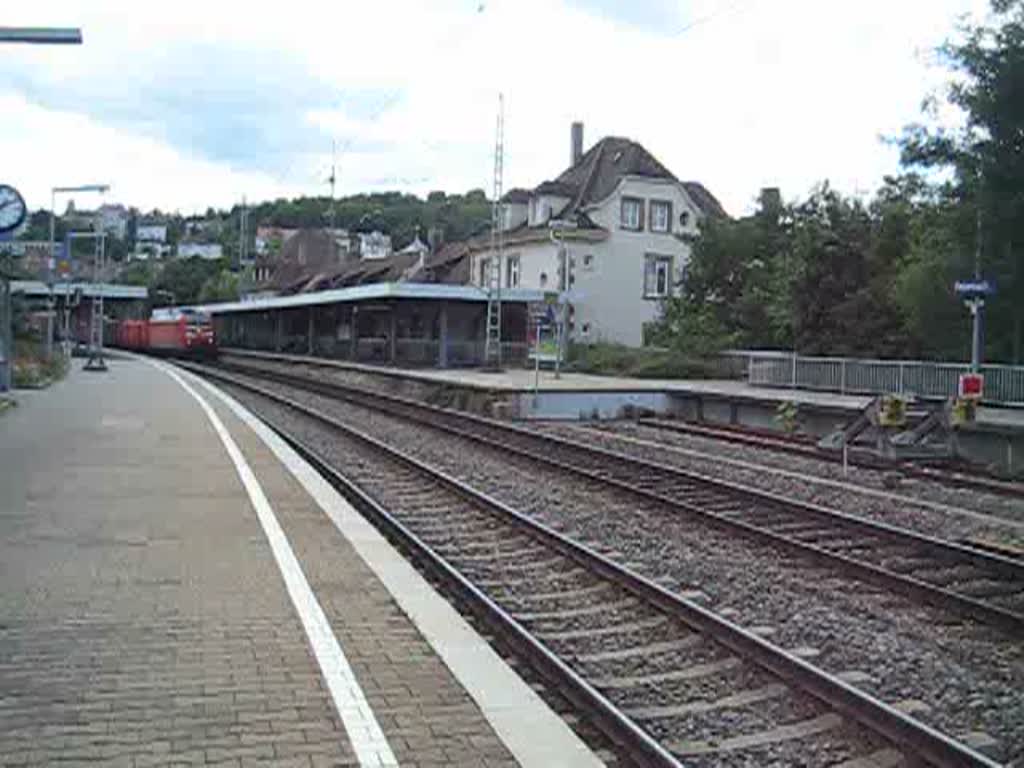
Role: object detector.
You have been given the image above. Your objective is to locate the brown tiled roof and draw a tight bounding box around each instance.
[534,180,577,197]
[267,228,345,292]
[681,181,727,218]
[409,241,471,284]
[531,136,726,219]
[501,188,531,204]
[316,250,422,290]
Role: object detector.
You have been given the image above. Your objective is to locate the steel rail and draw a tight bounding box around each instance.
[213,357,1024,636]
[181,360,1000,768]
[636,417,1024,500]
[183,363,681,767]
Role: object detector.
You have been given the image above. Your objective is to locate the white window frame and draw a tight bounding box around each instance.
[644,254,673,299]
[621,197,642,231]
[478,256,490,287]
[505,254,520,288]
[650,200,671,233]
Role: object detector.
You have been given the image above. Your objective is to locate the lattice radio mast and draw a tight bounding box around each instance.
[327,140,337,232]
[484,93,505,369]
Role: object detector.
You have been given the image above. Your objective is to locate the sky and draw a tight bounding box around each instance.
[1,0,992,218]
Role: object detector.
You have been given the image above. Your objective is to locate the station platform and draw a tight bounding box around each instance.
[0,357,601,767]
[224,348,1022,428]
[225,349,1024,475]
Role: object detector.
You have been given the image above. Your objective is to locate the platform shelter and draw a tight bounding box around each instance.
[10,280,148,341]
[194,283,545,368]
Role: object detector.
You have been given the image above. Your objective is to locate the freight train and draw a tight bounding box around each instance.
[112,308,217,358]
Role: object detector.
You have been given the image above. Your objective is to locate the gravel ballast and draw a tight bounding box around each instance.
[211,372,1024,764]
[551,421,1024,547]
[212,382,899,766]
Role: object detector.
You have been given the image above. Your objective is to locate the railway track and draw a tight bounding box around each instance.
[182,360,999,767]
[212,355,1024,638]
[634,418,1024,500]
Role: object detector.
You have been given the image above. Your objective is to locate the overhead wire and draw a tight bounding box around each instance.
[671,0,758,37]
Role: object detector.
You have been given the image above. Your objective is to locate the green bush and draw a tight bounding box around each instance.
[11,345,69,389]
[566,342,717,379]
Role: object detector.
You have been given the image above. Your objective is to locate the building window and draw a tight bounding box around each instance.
[478,256,490,287]
[644,254,673,299]
[679,211,690,228]
[583,253,595,270]
[650,200,672,233]
[505,254,520,288]
[621,197,643,231]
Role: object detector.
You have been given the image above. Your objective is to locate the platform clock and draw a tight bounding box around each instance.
[0,185,27,234]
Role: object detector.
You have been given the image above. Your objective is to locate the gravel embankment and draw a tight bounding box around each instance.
[222,353,1024,550]
[539,421,1024,549]
[215,375,1024,764]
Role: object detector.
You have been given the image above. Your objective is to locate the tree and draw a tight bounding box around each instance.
[118,260,157,287]
[198,269,241,303]
[656,192,784,356]
[786,185,906,356]
[152,257,224,306]
[900,0,1024,362]
[17,210,58,242]
[656,184,926,359]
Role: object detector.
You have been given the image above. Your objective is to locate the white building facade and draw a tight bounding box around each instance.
[97,204,129,240]
[469,127,724,347]
[177,242,224,260]
[133,222,171,260]
[359,231,392,260]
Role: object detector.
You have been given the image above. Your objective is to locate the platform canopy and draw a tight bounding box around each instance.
[11,281,148,300]
[188,281,546,316]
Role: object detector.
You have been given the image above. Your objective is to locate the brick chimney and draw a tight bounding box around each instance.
[571,122,584,166]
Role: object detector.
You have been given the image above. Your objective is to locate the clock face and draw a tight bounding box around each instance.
[0,185,27,233]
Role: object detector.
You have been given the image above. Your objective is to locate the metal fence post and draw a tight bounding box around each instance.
[0,276,10,392]
[791,352,797,388]
[840,359,846,394]
[898,362,905,395]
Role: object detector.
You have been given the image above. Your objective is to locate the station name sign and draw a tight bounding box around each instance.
[954,279,996,297]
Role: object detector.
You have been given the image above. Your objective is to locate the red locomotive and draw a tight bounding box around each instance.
[114,308,217,358]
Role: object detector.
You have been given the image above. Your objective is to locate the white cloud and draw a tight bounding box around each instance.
[0,92,302,214]
[1,0,993,215]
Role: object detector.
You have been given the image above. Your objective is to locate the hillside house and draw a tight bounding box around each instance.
[358,231,392,260]
[177,242,224,260]
[469,123,725,346]
[98,204,129,239]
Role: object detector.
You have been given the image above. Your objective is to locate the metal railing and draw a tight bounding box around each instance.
[737,350,1024,406]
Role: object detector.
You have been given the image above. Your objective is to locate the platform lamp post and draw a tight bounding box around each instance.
[49,184,109,360]
[0,25,83,385]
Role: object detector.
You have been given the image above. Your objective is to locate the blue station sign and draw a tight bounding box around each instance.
[955,279,997,297]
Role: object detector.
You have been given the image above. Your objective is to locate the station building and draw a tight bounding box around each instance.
[466,123,726,347]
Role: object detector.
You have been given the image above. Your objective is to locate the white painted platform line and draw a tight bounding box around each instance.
[153,361,398,768]
[185,366,604,768]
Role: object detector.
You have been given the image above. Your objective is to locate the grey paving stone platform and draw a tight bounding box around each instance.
[0,358,569,767]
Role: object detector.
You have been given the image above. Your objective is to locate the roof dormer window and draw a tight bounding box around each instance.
[620,197,643,231]
[650,200,672,233]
